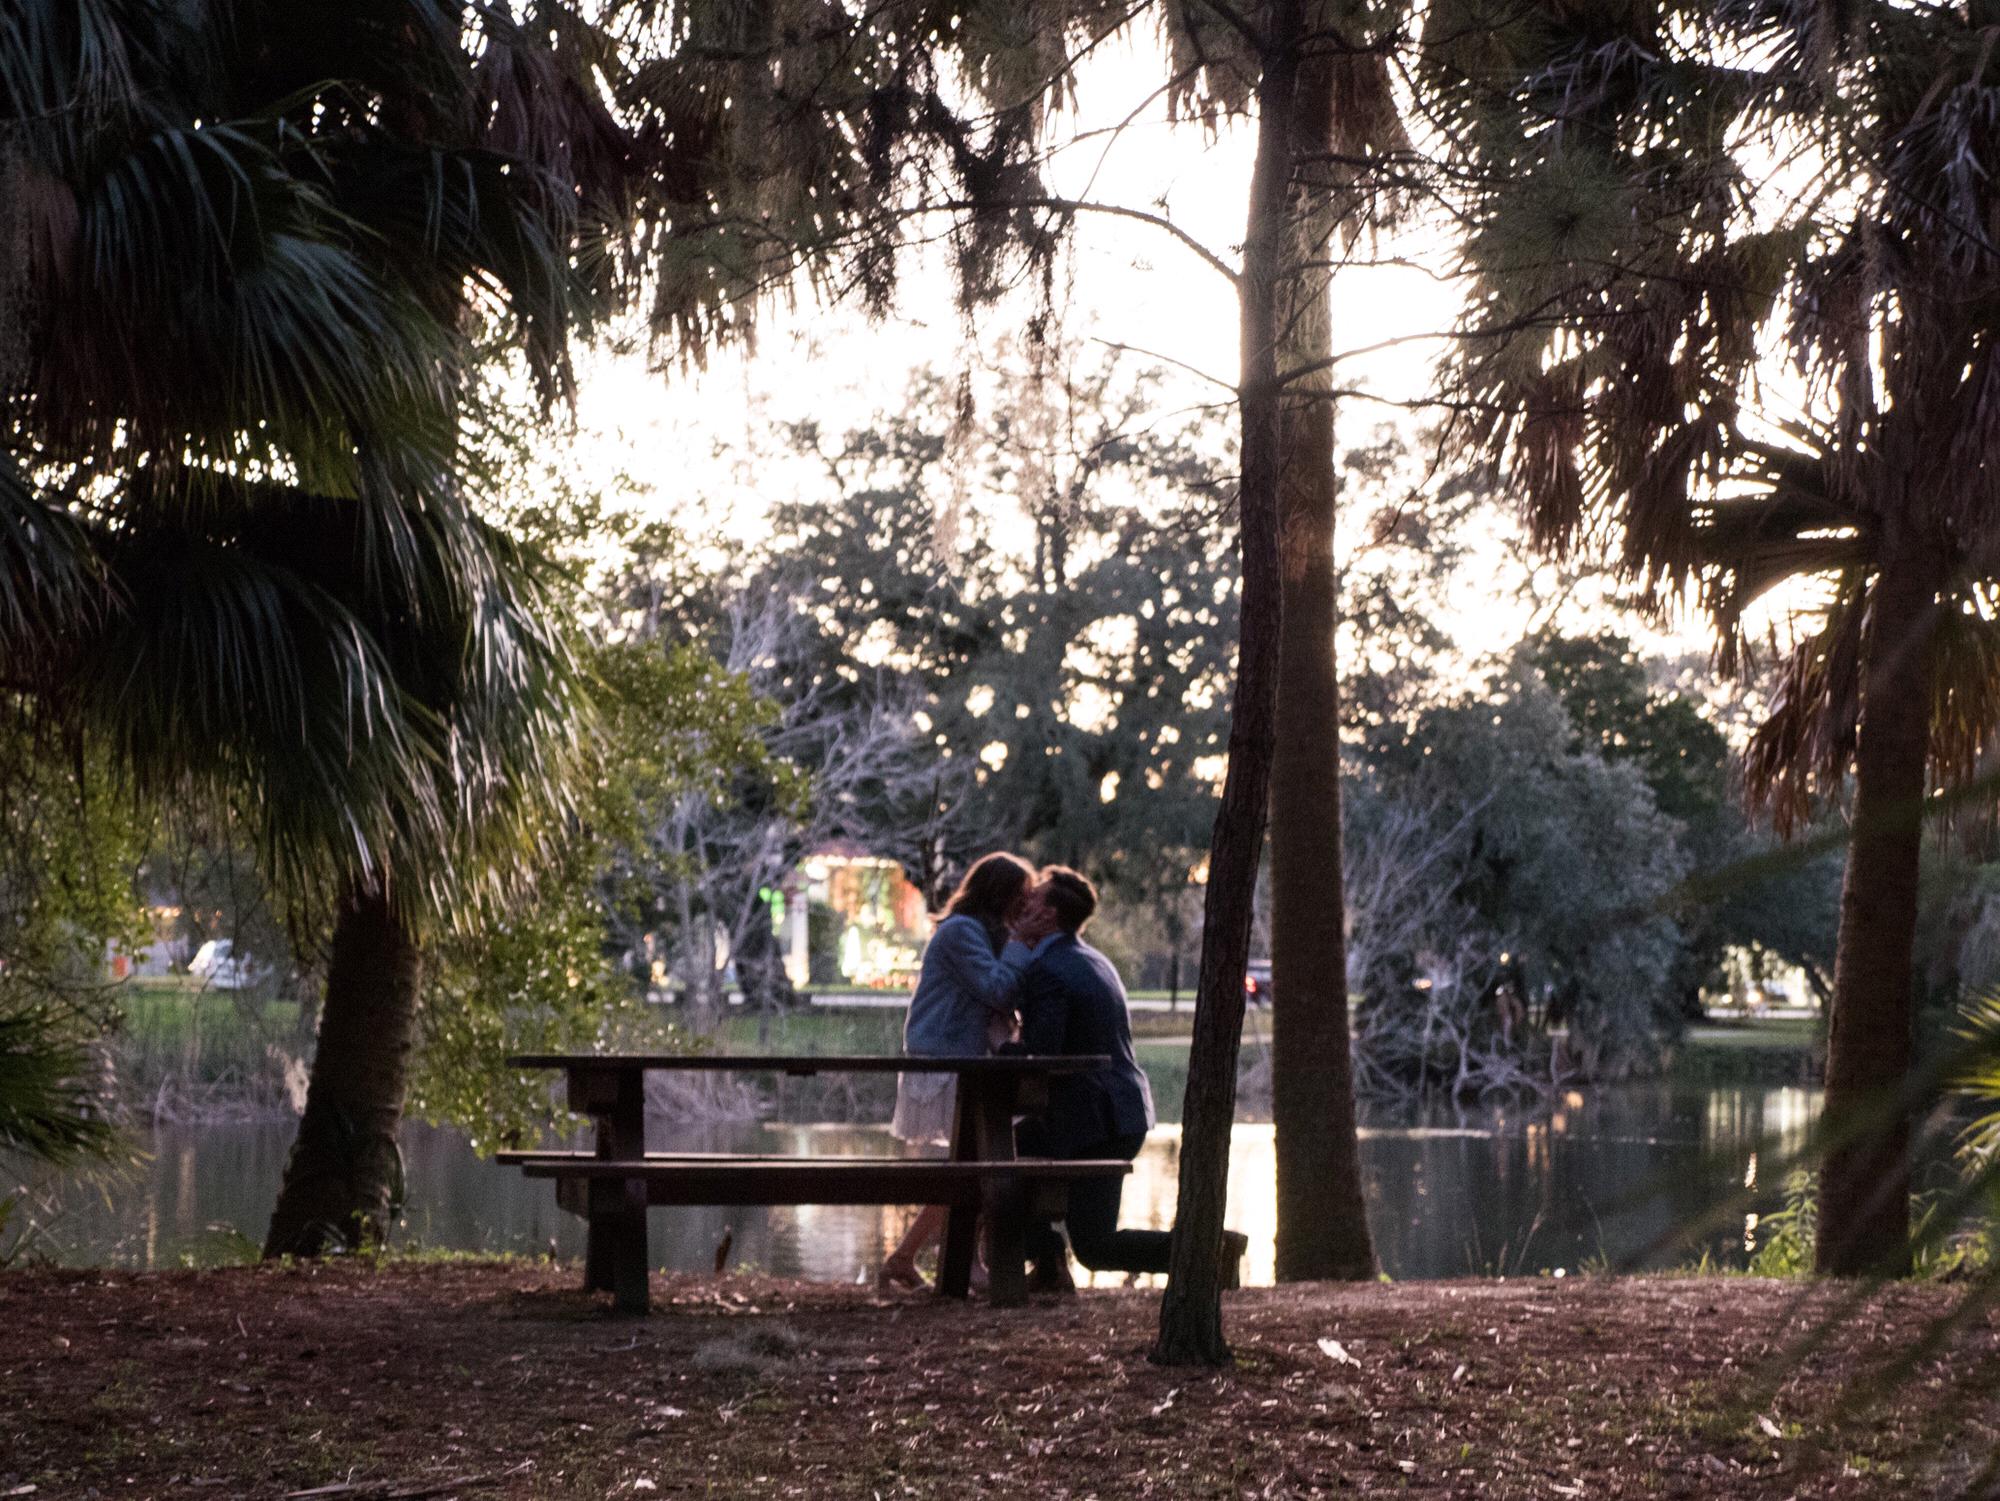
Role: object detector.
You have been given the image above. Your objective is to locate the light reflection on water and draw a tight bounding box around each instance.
[15,1083,1831,1285]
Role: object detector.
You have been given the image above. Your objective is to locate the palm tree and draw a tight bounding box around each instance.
[1266,14,1405,1288]
[1418,0,2000,1273]
[1,1,631,1253]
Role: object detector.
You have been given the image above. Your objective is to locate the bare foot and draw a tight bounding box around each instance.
[877,1256,929,1292]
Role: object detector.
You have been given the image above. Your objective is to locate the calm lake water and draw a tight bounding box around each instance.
[14,1082,1829,1286]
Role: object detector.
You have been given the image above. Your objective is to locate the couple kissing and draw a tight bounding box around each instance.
[879,853,1227,1294]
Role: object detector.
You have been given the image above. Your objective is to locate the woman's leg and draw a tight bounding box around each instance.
[892,1203,949,1261]
[880,1203,950,1287]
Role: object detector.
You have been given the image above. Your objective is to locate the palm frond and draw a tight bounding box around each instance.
[0,450,107,665]
[1951,990,2000,1172]
[0,0,612,930]
[1928,594,2000,794]
[1741,570,1867,834]
[0,1007,117,1166]
[31,119,452,470]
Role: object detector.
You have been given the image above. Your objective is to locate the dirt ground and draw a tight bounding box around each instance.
[2,1259,1996,1500]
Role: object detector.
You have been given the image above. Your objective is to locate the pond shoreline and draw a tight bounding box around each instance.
[15,1084,1830,1283]
[2,1258,1989,1498]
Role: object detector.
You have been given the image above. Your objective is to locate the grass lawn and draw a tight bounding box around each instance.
[3,1258,1993,1498]
[1683,1019,1823,1048]
[110,979,309,1097]
[1673,1018,1823,1085]
[713,1008,906,1054]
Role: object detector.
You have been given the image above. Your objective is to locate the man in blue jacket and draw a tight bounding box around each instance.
[1013,866,1245,1289]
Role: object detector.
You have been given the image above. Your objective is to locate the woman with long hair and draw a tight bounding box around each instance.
[877,851,1052,1290]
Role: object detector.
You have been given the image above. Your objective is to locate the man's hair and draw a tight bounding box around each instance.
[1039,866,1097,935]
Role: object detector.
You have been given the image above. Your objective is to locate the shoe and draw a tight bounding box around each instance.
[1028,1257,1077,1297]
[1221,1230,1249,1291]
[968,1260,990,1295]
[877,1257,928,1292]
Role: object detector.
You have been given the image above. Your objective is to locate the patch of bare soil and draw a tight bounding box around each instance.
[2,1260,1995,1499]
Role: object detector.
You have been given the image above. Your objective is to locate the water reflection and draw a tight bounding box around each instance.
[13,1082,1846,1285]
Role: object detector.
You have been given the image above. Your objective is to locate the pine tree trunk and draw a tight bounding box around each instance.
[1152,0,1302,1368]
[1815,540,1939,1277]
[264,883,422,1258]
[1269,41,1378,1285]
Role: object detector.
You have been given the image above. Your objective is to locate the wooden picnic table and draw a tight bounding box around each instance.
[503,1053,1123,1313]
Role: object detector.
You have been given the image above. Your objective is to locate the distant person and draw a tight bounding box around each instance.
[1010,866,1246,1290]
[877,851,1059,1291]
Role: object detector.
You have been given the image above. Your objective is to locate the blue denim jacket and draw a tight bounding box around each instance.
[900,913,1037,1058]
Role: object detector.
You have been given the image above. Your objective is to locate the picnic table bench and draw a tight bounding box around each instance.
[501,1053,1129,1313]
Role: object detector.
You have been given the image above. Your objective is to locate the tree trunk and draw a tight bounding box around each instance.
[264,883,421,1258]
[738,891,798,1039]
[1269,41,1378,1285]
[1152,0,1302,1368]
[1815,541,1940,1277]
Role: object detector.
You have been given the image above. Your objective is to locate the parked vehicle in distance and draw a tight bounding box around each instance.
[1245,960,1273,1007]
[187,939,263,991]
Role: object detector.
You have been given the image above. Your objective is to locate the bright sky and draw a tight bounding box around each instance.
[550,31,1751,681]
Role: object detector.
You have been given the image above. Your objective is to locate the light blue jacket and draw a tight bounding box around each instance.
[901,913,1036,1058]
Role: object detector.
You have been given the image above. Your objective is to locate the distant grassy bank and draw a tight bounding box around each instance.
[110,977,312,1121]
[105,979,1819,1129]
[1671,1017,1823,1085]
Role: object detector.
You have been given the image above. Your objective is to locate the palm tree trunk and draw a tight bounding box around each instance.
[1152,0,1302,1368]
[264,882,421,1258]
[1815,540,1940,1277]
[1269,41,1378,1285]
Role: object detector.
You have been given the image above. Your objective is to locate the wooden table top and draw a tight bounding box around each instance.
[506,1052,1110,1076]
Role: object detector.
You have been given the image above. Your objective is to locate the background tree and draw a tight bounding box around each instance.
[1419,0,2000,1274]
[410,634,772,1151]
[1357,653,1689,1082]
[1530,633,1842,1017]
[603,0,1393,1341]
[602,574,940,1029]
[0,724,146,1187]
[758,360,1236,903]
[1141,0,1421,1339]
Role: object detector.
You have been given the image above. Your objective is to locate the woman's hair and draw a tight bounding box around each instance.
[943,852,1034,935]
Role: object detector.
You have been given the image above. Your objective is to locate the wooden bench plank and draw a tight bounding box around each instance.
[524,1158,1128,1209]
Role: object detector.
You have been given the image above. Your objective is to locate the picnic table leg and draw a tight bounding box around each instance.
[983,1175,1028,1308]
[608,1193,650,1316]
[969,1075,1028,1308]
[937,1084,980,1299]
[578,1068,650,1312]
[584,1221,615,1294]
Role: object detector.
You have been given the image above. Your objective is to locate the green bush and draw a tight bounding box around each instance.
[1747,1170,1817,1278]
